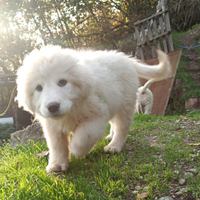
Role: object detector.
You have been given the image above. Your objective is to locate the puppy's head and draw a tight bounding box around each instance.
[16,45,93,119]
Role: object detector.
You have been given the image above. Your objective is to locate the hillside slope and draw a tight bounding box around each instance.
[167,25,200,114]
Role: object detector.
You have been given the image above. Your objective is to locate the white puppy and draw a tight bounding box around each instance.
[135,79,154,115]
[16,46,171,173]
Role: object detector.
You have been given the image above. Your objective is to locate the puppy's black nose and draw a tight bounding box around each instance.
[47,102,60,113]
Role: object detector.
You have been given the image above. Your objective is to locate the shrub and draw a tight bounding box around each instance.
[169,0,200,31]
[0,123,15,141]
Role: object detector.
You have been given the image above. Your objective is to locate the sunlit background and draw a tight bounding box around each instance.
[0,0,200,74]
[0,0,160,74]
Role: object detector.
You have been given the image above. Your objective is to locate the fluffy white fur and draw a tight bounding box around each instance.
[135,79,154,115]
[16,46,171,173]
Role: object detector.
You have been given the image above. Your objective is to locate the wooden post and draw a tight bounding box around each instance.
[165,12,174,52]
[135,26,144,60]
[147,24,156,58]
[161,0,174,52]
[161,0,168,11]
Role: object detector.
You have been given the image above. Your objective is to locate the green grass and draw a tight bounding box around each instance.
[1,113,200,199]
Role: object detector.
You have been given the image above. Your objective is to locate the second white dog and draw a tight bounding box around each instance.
[135,79,154,115]
[16,46,171,173]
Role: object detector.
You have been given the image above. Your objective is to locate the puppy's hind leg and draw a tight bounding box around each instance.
[70,117,108,157]
[144,104,152,115]
[105,120,115,140]
[104,108,134,153]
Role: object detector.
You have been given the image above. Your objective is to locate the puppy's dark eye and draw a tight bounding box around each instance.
[36,85,43,92]
[58,79,67,87]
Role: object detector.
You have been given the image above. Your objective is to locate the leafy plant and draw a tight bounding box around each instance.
[0,123,15,141]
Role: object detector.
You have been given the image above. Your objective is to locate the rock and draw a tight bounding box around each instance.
[173,170,179,174]
[143,186,149,191]
[175,191,182,197]
[180,188,187,193]
[185,98,200,109]
[0,139,3,147]
[158,197,173,200]
[173,187,179,193]
[184,172,194,178]
[135,186,141,190]
[10,122,45,147]
[179,178,186,186]
[188,168,198,174]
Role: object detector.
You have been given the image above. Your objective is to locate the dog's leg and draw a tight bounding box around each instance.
[144,104,152,115]
[104,109,134,153]
[135,102,139,114]
[43,123,71,173]
[143,96,153,115]
[70,117,108,157]
[105,121,115,140]
[139,104,144,114]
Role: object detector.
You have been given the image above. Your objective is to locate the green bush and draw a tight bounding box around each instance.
[0,123,15,141]
[170,0,200,31]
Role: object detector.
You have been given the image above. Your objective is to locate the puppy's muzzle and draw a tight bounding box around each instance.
[47,102,60,113]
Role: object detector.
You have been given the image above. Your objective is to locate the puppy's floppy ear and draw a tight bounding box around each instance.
[79,75,93,99]
[68,64,93,99]
[15,66,35,114]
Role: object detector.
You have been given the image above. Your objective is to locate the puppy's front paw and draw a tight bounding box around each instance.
[46,163,68,174]
[104,144,122,153]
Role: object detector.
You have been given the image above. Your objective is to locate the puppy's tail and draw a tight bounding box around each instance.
[133,50,172,81]
[140,79,154,94]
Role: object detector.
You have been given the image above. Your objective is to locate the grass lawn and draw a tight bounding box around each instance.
[1,113,200,200]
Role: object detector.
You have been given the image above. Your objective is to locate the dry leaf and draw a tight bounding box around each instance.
[189,154,196,157]
[137,192,149,200]
[35,150,49,158]
[188,143,200,146]
[179,116,188,120]
[183,116,188,120]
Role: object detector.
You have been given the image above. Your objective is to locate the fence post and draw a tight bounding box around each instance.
[161,0,168,11]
